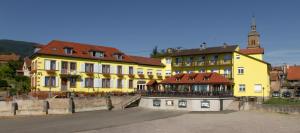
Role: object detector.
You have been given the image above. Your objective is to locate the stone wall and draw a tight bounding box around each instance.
[0,96,133,116]
[249,104,300,114]
[139,97,234,111]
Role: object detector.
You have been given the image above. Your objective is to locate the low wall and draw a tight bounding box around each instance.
[139,97,234,111]
[249,104,300,114]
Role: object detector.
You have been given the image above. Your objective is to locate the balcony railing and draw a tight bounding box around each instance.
[61,69,78,75]
[139,91,233,98]
[173,60,232,67]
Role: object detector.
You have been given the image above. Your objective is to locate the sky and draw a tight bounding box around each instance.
[0,0,300,66]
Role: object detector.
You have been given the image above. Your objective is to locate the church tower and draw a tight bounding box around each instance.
[247,16,260,48]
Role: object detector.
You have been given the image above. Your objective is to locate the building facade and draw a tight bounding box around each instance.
[30,40,166,93]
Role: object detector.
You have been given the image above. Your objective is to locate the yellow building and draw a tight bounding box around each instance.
[157,16,270,98]
[30,40,166,93]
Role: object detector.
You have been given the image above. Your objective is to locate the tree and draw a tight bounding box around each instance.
[150,46,158,58]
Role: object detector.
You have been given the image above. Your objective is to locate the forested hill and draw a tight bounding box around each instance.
[0,39,41,57]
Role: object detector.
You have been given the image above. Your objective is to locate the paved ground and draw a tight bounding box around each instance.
[0,108,300,133]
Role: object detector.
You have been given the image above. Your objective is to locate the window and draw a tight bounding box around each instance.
[115,54,123,60]
[198,56,205,62]
[102,65,110,74]
[117,65,122,74]
[186,57,193,65]
[175,70,181,74]
[85,78,94,87]
[166,58,172,64]
[137,68,143,74]
[64,48,73,55]
[85,63,94,73]
[211,68,218,73]
[199,69,205,73]
[70,77,76,87]
[50,60,56,70]
[156,70,162,76]
[102,79,110,88]
[254,84,262,93]
[117,79,122,88]
[224,54,232,61]
[238,67,244,74]
[165,70,171,76]
[45,76,56,87]
[90,51,104,58]
[239,84,246,92]
[175,57,182,65]
[129,80,133,88]
[129,66,134,75]
[188,71,193,74]
[61,61,68,71]
[70,62,76,71]
[236,55,240,59]
[147,69,153,75]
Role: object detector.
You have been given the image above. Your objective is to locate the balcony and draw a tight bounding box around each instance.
[60,69,80,77]
[128,74,135,78]
[117,72,124,77]
[102,71,111,77]
[207,60,218,66]
[173,62,183,67]
[219,60,232,65]
[223,74,233,79]
[157,73,162,79]
[85,70,94,76]
[138,74,145,78]
[46,69,57,74]
[148,74,154,79]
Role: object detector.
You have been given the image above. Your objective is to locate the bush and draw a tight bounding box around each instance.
[264,98,300,105]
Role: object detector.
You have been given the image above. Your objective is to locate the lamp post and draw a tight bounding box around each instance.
[262,87,265,102]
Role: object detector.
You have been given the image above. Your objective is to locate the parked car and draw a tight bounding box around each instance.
[282,91,291,98]
[295,91,300,97]
[272,91,280,97]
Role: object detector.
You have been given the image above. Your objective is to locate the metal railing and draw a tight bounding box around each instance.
[139,91,233,98]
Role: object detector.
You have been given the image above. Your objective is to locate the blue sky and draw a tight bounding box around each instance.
[0,0,300,65]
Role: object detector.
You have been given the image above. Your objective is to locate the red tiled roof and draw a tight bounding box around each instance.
[160,73,232,84]
[34,40,163,66]
[287,66,300,80]
[0,53,20,62]
[239,48,264,55]
[128,55,164,66]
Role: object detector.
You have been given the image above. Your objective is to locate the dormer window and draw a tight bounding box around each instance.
[114,54,123,61]
[90,51,104,58]
[64,47,73,55]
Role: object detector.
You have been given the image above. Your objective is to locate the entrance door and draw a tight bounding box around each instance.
[61,78,68,91]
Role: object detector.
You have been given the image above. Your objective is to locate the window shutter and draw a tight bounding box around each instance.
[55,77,59,87]
[122,79,126,89]
[81,63,85,72]
[123,66,127,74]
[45,60,50,70]
[110,65,114,74]
[133,67,137,75]
[94,64,99,73]
[99,64,102,73]
[93,78,98,88]
[41,76,45,87]
[56,61,60,71]
[110,79,114,88]
[99,78,102,88]
[81,78,85,88]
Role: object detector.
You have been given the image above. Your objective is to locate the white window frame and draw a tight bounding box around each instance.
[238,67,244,75]
[239,84,246,92]
[254,84,262,93]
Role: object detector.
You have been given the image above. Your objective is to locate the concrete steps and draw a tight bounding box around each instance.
[113,94,141,110]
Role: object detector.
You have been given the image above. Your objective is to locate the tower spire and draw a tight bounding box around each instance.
[251,15,256,31]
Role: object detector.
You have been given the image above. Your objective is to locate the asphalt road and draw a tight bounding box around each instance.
[0,108,185,133]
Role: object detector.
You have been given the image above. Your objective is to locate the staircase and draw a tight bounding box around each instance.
[121,94,141,110]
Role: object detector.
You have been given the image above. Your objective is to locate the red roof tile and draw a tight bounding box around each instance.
[34,40,163,66]
[270,72,278,81]
[287,66,300,80]
[160,73,232,84]
[146,80,158,86]
[239,48,264,55]
[128,55,164,66]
